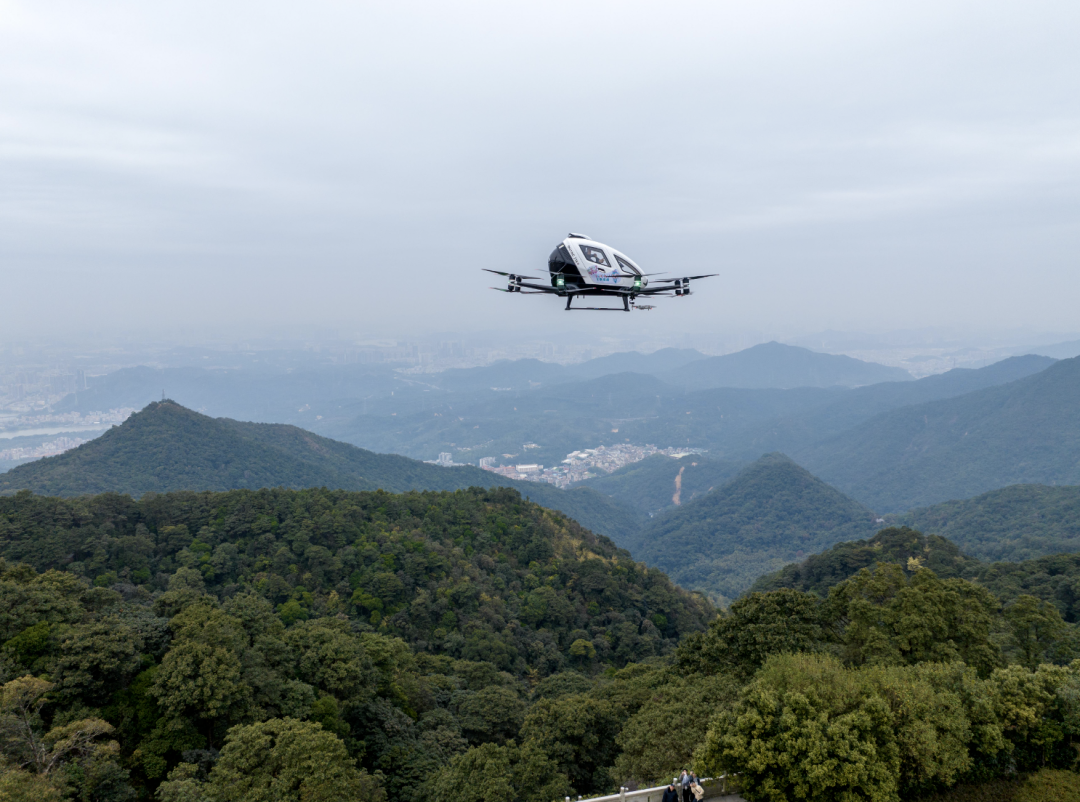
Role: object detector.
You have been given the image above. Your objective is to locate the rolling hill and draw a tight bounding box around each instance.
[630,453,879,603]
[658,341,912,391]
[895,484,1080,562]
[750,526,975,596]
[797,355,1080,511]
[1031,339,1080,360]
[0,400,641,543]
[752,526,1080,624]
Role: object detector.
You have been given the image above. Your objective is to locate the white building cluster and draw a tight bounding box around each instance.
[0,435,91,463]
[480,443,705,488]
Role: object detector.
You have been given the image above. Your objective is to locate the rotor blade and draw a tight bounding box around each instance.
[482,269,541,279]
[654,274,718,282]
[490,286,557,295]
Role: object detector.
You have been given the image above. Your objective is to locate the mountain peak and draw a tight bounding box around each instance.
[660,342,912,391]
[0,401,639,545]
[633,453,877,603]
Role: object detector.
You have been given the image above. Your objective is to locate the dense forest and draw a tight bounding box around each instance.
[633,453,878,603]
[897,484,1080,562]
[3,488,1080,801]
[752,526,1080,626]
[0,486,715,801]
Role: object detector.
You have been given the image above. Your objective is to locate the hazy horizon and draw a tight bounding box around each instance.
[3,1,1079,340]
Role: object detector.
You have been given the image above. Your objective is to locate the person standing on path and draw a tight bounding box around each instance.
[662,782,680,802]
[691,773,705,801]
[680,770,692,802]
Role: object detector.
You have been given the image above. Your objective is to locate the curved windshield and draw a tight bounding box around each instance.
[615,254,640,275]
[579,245,611,267]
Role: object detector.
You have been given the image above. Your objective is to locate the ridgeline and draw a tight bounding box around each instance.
[0,401,641,544]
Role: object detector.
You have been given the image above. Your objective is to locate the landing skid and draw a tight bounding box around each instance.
[565,295,632,312]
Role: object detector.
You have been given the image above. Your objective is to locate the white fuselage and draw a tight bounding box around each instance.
[560,237,644,290]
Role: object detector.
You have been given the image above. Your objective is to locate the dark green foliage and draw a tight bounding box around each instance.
[0,481,712,802]
[754,528,1080,630]
[683,566,1007,679]
[677,589,823,679]
[966,553,1080,623]
[580,454,745,518]
[634,453,878,603]
[698,654,1080,802]
[750,527,976,596]
[0,486,708,677]
[897,485,1080,563]
[919,769,1080,802]
[6,503,1080,802]
[823,564,1002,676]
[797,355,1080,512]
[0,401,641,544]
[0,401,377,498]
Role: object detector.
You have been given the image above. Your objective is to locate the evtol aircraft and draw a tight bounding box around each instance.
[485,233,716,311]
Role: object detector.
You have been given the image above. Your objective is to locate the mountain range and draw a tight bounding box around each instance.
[14,345,1080,600]
[0,401,640,543]
[797,354,1080,511]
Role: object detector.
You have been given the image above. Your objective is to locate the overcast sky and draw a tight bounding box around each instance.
[1,1,1078,342]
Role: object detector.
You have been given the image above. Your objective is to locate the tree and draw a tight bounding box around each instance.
[698,653,989,802]
[987,662,1080,771]
[207,718,384,802]
[455,685,526,745]
[155,762,211,802]
[0,768,63,802]
[151,640,249,727]
[0,675,53,771]
[676,589,822,678]
[426,740,569,802]
[0,675,128,799]
[53,620,144,705]
[1006,595,1068,669]
[613,673,736,787]
[823,565,1000,675]
[285,618,375,701]
[520,693,620,793]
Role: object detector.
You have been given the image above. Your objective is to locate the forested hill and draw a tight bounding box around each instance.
[0,400,640,543]
[0,486,713,801]
[631,453,878,603]
[0,486,710,673]
[896,483,1080,562]
[797,354,1080,511]
[751,525,1080,625]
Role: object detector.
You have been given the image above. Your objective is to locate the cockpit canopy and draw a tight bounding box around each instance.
[549,235,644,288]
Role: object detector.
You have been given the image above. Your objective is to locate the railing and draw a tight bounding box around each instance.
[564,776,736,802]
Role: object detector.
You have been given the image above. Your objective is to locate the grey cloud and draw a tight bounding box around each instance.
[1,0,1078,338]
